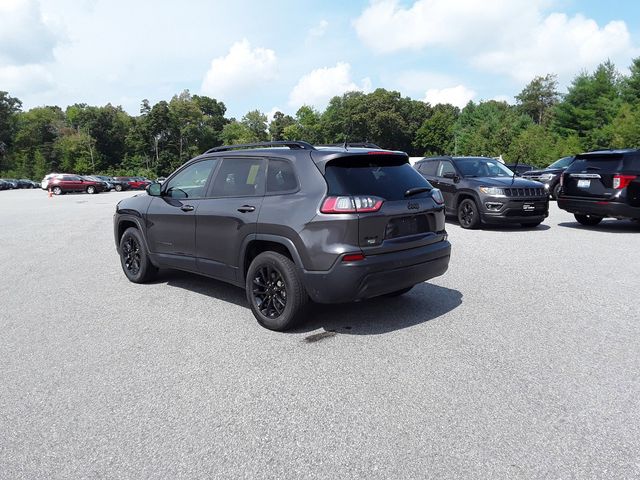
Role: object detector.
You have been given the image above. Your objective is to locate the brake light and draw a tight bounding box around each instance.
[342,253,365,262]
[367,151,394,155]
[560,174,564,187]
[431,188,444,205]
[613,174,636,189]
[321,196,384,213]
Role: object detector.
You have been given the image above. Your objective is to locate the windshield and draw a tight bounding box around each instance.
[547,156,574,169]
[455,158,514,177]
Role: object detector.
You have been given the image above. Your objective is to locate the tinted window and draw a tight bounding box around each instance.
[547,156,574,169]
[267,159,298,193]
[210,158,266,197]
[567,154,623,174]
[417,161,437,176]
[325,155,432,201]
[437,161,456,177]
[165,159,217,199]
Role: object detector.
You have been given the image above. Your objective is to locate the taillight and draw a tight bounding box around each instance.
[613,174,636,189]
[342,253,365,262]
[560,174,564,187]
[321,196,384,213]
[431,188,444,205]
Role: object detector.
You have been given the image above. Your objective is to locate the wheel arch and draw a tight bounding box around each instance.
[239,234,305,285]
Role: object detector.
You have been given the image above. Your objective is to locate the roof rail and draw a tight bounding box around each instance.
[204,141,316,154]
[317,142,382,149]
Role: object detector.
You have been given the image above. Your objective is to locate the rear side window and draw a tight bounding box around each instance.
[417,161,437,176]
[210,157,266,197]
[568,154,623,173]
[267,158,298,193]
[325,155,432,201]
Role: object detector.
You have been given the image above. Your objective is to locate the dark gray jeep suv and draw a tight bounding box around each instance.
[114,141,451,331]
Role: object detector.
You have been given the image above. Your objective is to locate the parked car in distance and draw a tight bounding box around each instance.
[558,149,640,226]
[47,174,107,195]
[3,179,19,189]
[114,176,151,190]
[414,156,549,229]
[505,164,533,176]
[92,175,131,192]
[156,177,166,184]
[0,179,11,190]
[114,141,451,331]
[521,156,576,199]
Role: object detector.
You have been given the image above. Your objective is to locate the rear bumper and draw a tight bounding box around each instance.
[302,239,451,304]
[558,197,640,219]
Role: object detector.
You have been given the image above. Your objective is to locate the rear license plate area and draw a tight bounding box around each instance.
[577,179,591,188]
[385,215,430,239]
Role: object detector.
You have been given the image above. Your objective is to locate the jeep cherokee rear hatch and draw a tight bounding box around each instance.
[321,153,446,255]
[562,152,638,200]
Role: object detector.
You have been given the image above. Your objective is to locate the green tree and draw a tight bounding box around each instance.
[268,111,295,140]
[622,57,640,103]
[515,74,559,124]
[0,91,22,170]
[414,104,459,155]
[220,121,257,145]
[241,110,268,142]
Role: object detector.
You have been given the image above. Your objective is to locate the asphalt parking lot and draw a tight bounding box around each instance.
[1,189,639,479]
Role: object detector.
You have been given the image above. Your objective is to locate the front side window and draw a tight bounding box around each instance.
[165,159,217,199]
[437,161,456,177]
[209,158,266,197]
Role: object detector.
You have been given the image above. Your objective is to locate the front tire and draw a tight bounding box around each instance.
[52,186,62,195]
[551,182,562,200]
[86,185,96,194]
[115,184,123,192]
[246,251,308,331]
[458,198,481,229]
[575,214,603,226]
[119,227,158,283]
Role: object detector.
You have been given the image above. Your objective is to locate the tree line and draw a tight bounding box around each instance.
[1,58,639,180]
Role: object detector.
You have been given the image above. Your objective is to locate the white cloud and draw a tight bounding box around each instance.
[0,0,62,65]
[288,62,372,109]
[201,39,277,98]
[354,0,636,81]
[308,19,329,38]
[0,64,54,94]
[423,85,476,108]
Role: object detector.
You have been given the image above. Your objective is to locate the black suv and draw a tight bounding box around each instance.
[558,149,640,225]
[414,156,549,228]
[521,156,576,199]
[113,141,451,331]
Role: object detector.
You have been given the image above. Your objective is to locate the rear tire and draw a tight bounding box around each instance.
[574,214,603,226]
[384,286,413,297]
[86,185,96,194]
[458,198,481,229]
[115,184,123,192]
[119,227,158,283]
[52,186,62,195]
[246,251,308,331]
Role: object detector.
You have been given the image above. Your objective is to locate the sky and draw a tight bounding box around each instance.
[1,0,640,119]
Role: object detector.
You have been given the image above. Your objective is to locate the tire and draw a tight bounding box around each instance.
[384,286,414,297]
[458,198,481,229]
[574,214,603,226]
[551,182,561,200]
[521,221,542,228]
[115,184,123,192]
[119,227,158,283]
[52,186,62,196]
[86,185,96,194]
[246,251,308,331]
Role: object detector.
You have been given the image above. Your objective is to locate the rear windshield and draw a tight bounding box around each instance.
[567,154,623,173]
[548,156,574,169]
[325,155,433,200]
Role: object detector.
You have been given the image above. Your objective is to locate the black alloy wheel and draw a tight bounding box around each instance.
[252,265,287,319]
[121,235,141,276]
[458,198,480,229]
[574,214,603,226]
[119,227,158,283]
[552,182,562,200]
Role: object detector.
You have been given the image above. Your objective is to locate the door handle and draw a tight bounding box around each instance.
[237,205,256,213]
[180,204,194,212]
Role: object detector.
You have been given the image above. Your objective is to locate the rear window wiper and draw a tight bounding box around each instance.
[404,187,431,197]
[585,166,601,170]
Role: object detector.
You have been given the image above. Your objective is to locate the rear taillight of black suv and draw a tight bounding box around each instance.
[613,174,636,189]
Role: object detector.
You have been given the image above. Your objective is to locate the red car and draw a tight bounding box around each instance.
[47,175,107,195]
[115,176,151,190]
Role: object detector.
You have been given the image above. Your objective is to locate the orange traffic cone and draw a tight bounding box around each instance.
[48,188,52,198]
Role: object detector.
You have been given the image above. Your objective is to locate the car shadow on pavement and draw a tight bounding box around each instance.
[447,217,551,231]
[151,270,462,335]
[292,283,463,335]
[558,220,640,233]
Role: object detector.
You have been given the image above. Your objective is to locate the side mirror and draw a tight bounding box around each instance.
[147,183,162,196]
[442,172,460,182]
